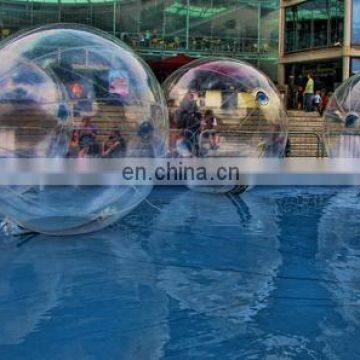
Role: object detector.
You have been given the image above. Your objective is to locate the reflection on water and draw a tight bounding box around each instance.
[0,187,360,359]
[147,190,282,324]
[0,237,64,346]
[106,231,169,359]
[318,188,360,359]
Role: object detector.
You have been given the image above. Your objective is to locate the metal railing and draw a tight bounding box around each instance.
[120,32,278,55]
[167,129,327,158]
[288,130,326,158]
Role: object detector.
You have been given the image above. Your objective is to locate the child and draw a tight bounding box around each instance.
[314,90,322,114]
[101,130,126,157]
[68,129,80,157]
[203,109,220,150]
[176,130,193,157]
[320,90,330,116]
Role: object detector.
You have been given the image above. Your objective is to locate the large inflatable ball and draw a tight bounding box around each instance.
[324,75,360,157]
[0,24,167,235]
[163,58,287,193]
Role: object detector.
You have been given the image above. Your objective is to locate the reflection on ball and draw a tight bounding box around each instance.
[324,75,360,158]
[163,58,287,193]
[0,24,167,235]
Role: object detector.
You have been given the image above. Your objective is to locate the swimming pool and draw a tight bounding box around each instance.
[0,186,359,359]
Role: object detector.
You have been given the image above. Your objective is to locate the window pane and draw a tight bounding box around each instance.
[313,0,328,47]
[331,0,344,44]
[285,0,344,53]
[351,58,360,73]
[352,0,360,44]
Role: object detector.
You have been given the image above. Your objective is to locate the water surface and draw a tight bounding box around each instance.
[0,186,359,359]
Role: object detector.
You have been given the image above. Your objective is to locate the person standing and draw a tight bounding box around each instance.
[319,90,330,116]
[314,90,322,114]
[296,85,304,110]
[304,73,315,112]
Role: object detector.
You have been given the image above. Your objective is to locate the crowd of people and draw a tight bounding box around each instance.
[51,75,135,158]
[121,31,271,54]
[65,117,127,158]
[290,74,331,116]
[169,92,220,157]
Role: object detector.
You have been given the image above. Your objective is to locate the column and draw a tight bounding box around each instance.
[343,0,352,80]
[185,0,190,49]
[162,0,167,40]
[343,56,351,80]
[278,1,286,85]
[257,1,262,53]
[113,1,116,36]
[279,1,286,57]
[278,64,286,86]
[58,0,61,22]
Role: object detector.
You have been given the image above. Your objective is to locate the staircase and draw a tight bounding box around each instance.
[287,111,325,157]
[214,109,326,157]
[0,103,327,157]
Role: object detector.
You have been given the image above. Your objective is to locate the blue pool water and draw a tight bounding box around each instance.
[0,186,360,359]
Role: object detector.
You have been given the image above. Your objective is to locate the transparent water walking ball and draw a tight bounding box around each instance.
[163,58,287,193]
[0,24,167,235]
[324,75,360,158]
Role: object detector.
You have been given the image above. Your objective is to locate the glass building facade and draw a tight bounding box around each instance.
[284,0,344,53]
[281,0,350,108]
[0,0,280,78]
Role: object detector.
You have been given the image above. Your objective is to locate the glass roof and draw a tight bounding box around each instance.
[5,0,119,3]
[165,3,227,19]
[4,0,278,6]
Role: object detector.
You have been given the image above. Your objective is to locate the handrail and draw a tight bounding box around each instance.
[288,130,325,158]
[182,129,326,158]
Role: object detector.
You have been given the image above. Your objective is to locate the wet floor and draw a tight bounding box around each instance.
[0,186,359,359]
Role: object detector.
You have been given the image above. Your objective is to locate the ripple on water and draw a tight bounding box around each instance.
[317,187,360,358]
[146,190,282,328]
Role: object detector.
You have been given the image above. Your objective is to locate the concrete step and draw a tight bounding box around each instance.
[290,139,320,145]
[287,110,322,117]
[290,144,319,149]
[290,116,322,120]
[290,151,320,157]
[288,119,324,124]
[289,124,324,130]
[289,123,324,128]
